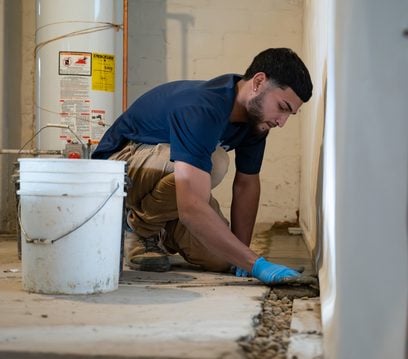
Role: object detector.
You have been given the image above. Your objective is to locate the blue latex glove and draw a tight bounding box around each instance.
[235,267,250,277]
[251,257,300,285]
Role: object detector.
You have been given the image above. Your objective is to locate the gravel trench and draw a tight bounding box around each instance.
[238,285,319,359]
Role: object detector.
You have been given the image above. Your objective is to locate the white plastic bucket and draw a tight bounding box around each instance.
[17,158,127,294]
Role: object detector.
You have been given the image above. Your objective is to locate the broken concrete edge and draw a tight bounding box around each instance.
[287,298,323,359]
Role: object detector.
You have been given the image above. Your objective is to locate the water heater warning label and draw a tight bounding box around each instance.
[59,52,92,76]
[92,53,115,92]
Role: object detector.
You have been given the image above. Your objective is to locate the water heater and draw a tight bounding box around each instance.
[35,0,123,152]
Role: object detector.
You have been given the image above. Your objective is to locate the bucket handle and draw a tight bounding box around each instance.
[19,182,121,244]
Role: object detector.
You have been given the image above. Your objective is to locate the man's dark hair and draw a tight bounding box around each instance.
[243,48,313,102]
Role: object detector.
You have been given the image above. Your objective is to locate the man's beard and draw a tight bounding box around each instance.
[247,90,267,135]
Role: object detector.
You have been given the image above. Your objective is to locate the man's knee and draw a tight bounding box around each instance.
[200,258,231,273]
[178,245,231,273]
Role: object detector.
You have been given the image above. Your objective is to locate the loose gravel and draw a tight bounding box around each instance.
[238,285,319,359]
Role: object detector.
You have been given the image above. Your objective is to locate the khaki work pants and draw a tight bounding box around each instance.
[110,142,231,272]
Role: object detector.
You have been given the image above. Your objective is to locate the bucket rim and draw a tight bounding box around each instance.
[18,158,126,164]
[17,191,127,197]
[19,171,126,175]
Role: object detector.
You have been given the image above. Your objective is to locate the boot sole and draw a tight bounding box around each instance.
[127,256,171,272]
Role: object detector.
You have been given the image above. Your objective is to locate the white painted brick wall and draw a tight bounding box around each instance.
[129,0,305,224]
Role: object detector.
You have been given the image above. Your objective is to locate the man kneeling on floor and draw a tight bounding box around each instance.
[92,48,313,286]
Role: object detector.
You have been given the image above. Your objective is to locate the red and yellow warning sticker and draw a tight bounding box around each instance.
[59,51,92,76]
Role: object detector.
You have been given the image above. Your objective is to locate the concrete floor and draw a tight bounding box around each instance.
[0,225,320,359]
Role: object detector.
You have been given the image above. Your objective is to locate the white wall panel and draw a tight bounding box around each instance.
[322,0,408,357]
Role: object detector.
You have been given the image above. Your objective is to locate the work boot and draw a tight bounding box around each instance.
[124,230,171,272]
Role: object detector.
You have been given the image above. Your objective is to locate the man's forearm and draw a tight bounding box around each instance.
[231,172,260,247]
[174,161,259,272]
[174,162,300,282]
[178,197,259,272]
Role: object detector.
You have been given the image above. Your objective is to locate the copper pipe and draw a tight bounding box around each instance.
[122,0,128,111]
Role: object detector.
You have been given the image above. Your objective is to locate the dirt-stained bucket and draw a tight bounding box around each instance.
[17,158,126,294]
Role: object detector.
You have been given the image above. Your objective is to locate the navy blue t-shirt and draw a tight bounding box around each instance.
[92,74,266,174]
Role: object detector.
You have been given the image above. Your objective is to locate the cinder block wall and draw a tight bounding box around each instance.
[128,0,305,224]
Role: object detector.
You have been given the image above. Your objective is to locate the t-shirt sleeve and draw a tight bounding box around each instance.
[168,105,225,173]
[235,136,266,174]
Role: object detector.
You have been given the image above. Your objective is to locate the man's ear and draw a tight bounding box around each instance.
[251,72,267,92]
